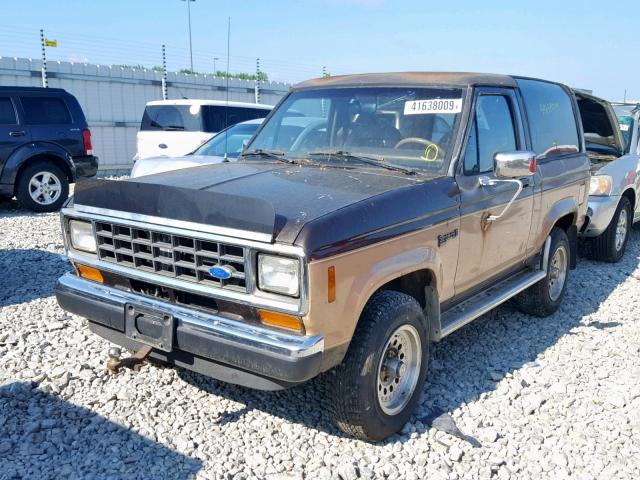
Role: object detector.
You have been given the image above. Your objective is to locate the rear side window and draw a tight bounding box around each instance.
[464,95,517,174]
[518,79,580,159]
[140,105,202,131]
[20,96,72,124]
[201,106,270,133]
[0,97,17,124]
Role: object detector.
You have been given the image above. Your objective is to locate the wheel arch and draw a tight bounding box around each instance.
[0,143,75,195]
[541,198,579,269]
[621,187,636,211]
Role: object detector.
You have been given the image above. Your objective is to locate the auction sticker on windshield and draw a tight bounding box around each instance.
[404,98,463,115]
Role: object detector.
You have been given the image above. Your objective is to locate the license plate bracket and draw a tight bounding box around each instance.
[125,304,174,352]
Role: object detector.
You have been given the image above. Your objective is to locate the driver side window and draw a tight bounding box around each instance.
[464,95,516,174]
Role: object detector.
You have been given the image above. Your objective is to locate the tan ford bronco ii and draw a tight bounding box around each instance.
[56,73,589,441]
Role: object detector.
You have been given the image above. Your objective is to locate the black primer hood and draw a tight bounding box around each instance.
[74,161,426,245]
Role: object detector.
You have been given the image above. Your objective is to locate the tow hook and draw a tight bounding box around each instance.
[106,345,153,374]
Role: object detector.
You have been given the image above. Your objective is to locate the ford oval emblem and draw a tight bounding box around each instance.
[209,265,234,280]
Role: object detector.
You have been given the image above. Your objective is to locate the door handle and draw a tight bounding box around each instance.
[478,176,524,224]
[9,131,26,137]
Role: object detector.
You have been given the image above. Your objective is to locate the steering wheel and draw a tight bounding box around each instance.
[394,137,446,160]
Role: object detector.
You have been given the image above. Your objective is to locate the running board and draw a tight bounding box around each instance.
[438,268,546,339]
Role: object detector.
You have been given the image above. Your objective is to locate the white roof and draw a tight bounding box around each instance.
[146,99,273,109]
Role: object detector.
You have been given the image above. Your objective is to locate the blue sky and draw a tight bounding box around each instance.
[1,0,637,100]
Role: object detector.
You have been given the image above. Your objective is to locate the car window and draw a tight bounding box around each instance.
[140,105,202,131]
[193,123,260,157]
[464,95,517,174]
[517,79,580,159]
[20,96,72,125]
[0,97,17,125]
[201,106,270,133]
[618,115,634,151]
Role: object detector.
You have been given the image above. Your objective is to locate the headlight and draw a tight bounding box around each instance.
[258,255,300,297]
[69,220,97,253]
[589,175,613,196]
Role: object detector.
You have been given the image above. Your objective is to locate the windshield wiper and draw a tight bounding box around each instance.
[307,150,415,175]
[240,149,295,164]
[150,120,184,131]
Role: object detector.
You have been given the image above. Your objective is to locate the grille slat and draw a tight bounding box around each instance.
[95,221,249,292]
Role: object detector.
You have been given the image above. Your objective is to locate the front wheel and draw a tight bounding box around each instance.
[588,196,631,263]
[326,291,429,441]
[513,227,570,317]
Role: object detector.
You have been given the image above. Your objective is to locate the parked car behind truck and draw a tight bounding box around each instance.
[575,94,640,262]
[0,86,97,211]
[135,99,272,160]
[131,118,265,178]
[56,72,589,441]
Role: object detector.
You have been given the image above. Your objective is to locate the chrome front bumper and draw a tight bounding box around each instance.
[580,195,621,237]
[56,273,324,389]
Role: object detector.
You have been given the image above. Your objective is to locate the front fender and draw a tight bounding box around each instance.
[304,223,453,362]
[0,143,75,186]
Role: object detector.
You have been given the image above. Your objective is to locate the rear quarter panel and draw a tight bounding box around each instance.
[531,153,589,248]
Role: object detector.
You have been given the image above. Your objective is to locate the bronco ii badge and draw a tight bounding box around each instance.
[209,265,235,280]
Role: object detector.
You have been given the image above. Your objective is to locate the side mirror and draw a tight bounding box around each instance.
[494,151,536,179]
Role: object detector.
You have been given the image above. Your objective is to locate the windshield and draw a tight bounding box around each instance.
[193,122,261,158]
[246,86,464,173]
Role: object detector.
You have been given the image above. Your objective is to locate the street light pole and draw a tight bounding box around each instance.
[181,0,195,72]
[213,56,219,74]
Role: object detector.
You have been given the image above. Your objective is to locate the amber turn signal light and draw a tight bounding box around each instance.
[76,264,104,283]
[328,266,336,303]
[258,309,303,332]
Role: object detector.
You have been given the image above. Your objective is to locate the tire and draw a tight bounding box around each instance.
[16,161,69,212]
[325,291,429,441]
[513,227,570,317]
[588,196,631,263]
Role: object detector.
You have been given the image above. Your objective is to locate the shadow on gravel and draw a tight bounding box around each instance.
[0,249,71,308]
[0,197,33,216]
[0,381,202,479]
[175,233,639,444]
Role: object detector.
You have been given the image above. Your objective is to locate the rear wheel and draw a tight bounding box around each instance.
[326,291,429,441]
[16,161,69,212]
[513,227,570,317]
[588,196,631,263]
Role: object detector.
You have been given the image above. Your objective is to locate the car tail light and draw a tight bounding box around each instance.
[82,128,93,155]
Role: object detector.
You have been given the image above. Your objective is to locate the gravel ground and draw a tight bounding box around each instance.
[1,197,639,480]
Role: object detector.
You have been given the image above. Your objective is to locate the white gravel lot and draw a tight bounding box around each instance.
[1,197,639,480]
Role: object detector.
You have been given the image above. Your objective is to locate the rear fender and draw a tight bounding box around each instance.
[541,197,579,268]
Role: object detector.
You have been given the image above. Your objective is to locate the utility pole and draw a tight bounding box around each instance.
[213,56,219,74]
[255,58,261,104]
[322,66,327,77]
[40,29,48,88]
[181,0,195,71]
[161,44,168,100]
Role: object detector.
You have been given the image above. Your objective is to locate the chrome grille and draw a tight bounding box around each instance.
[94,221,248,292]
